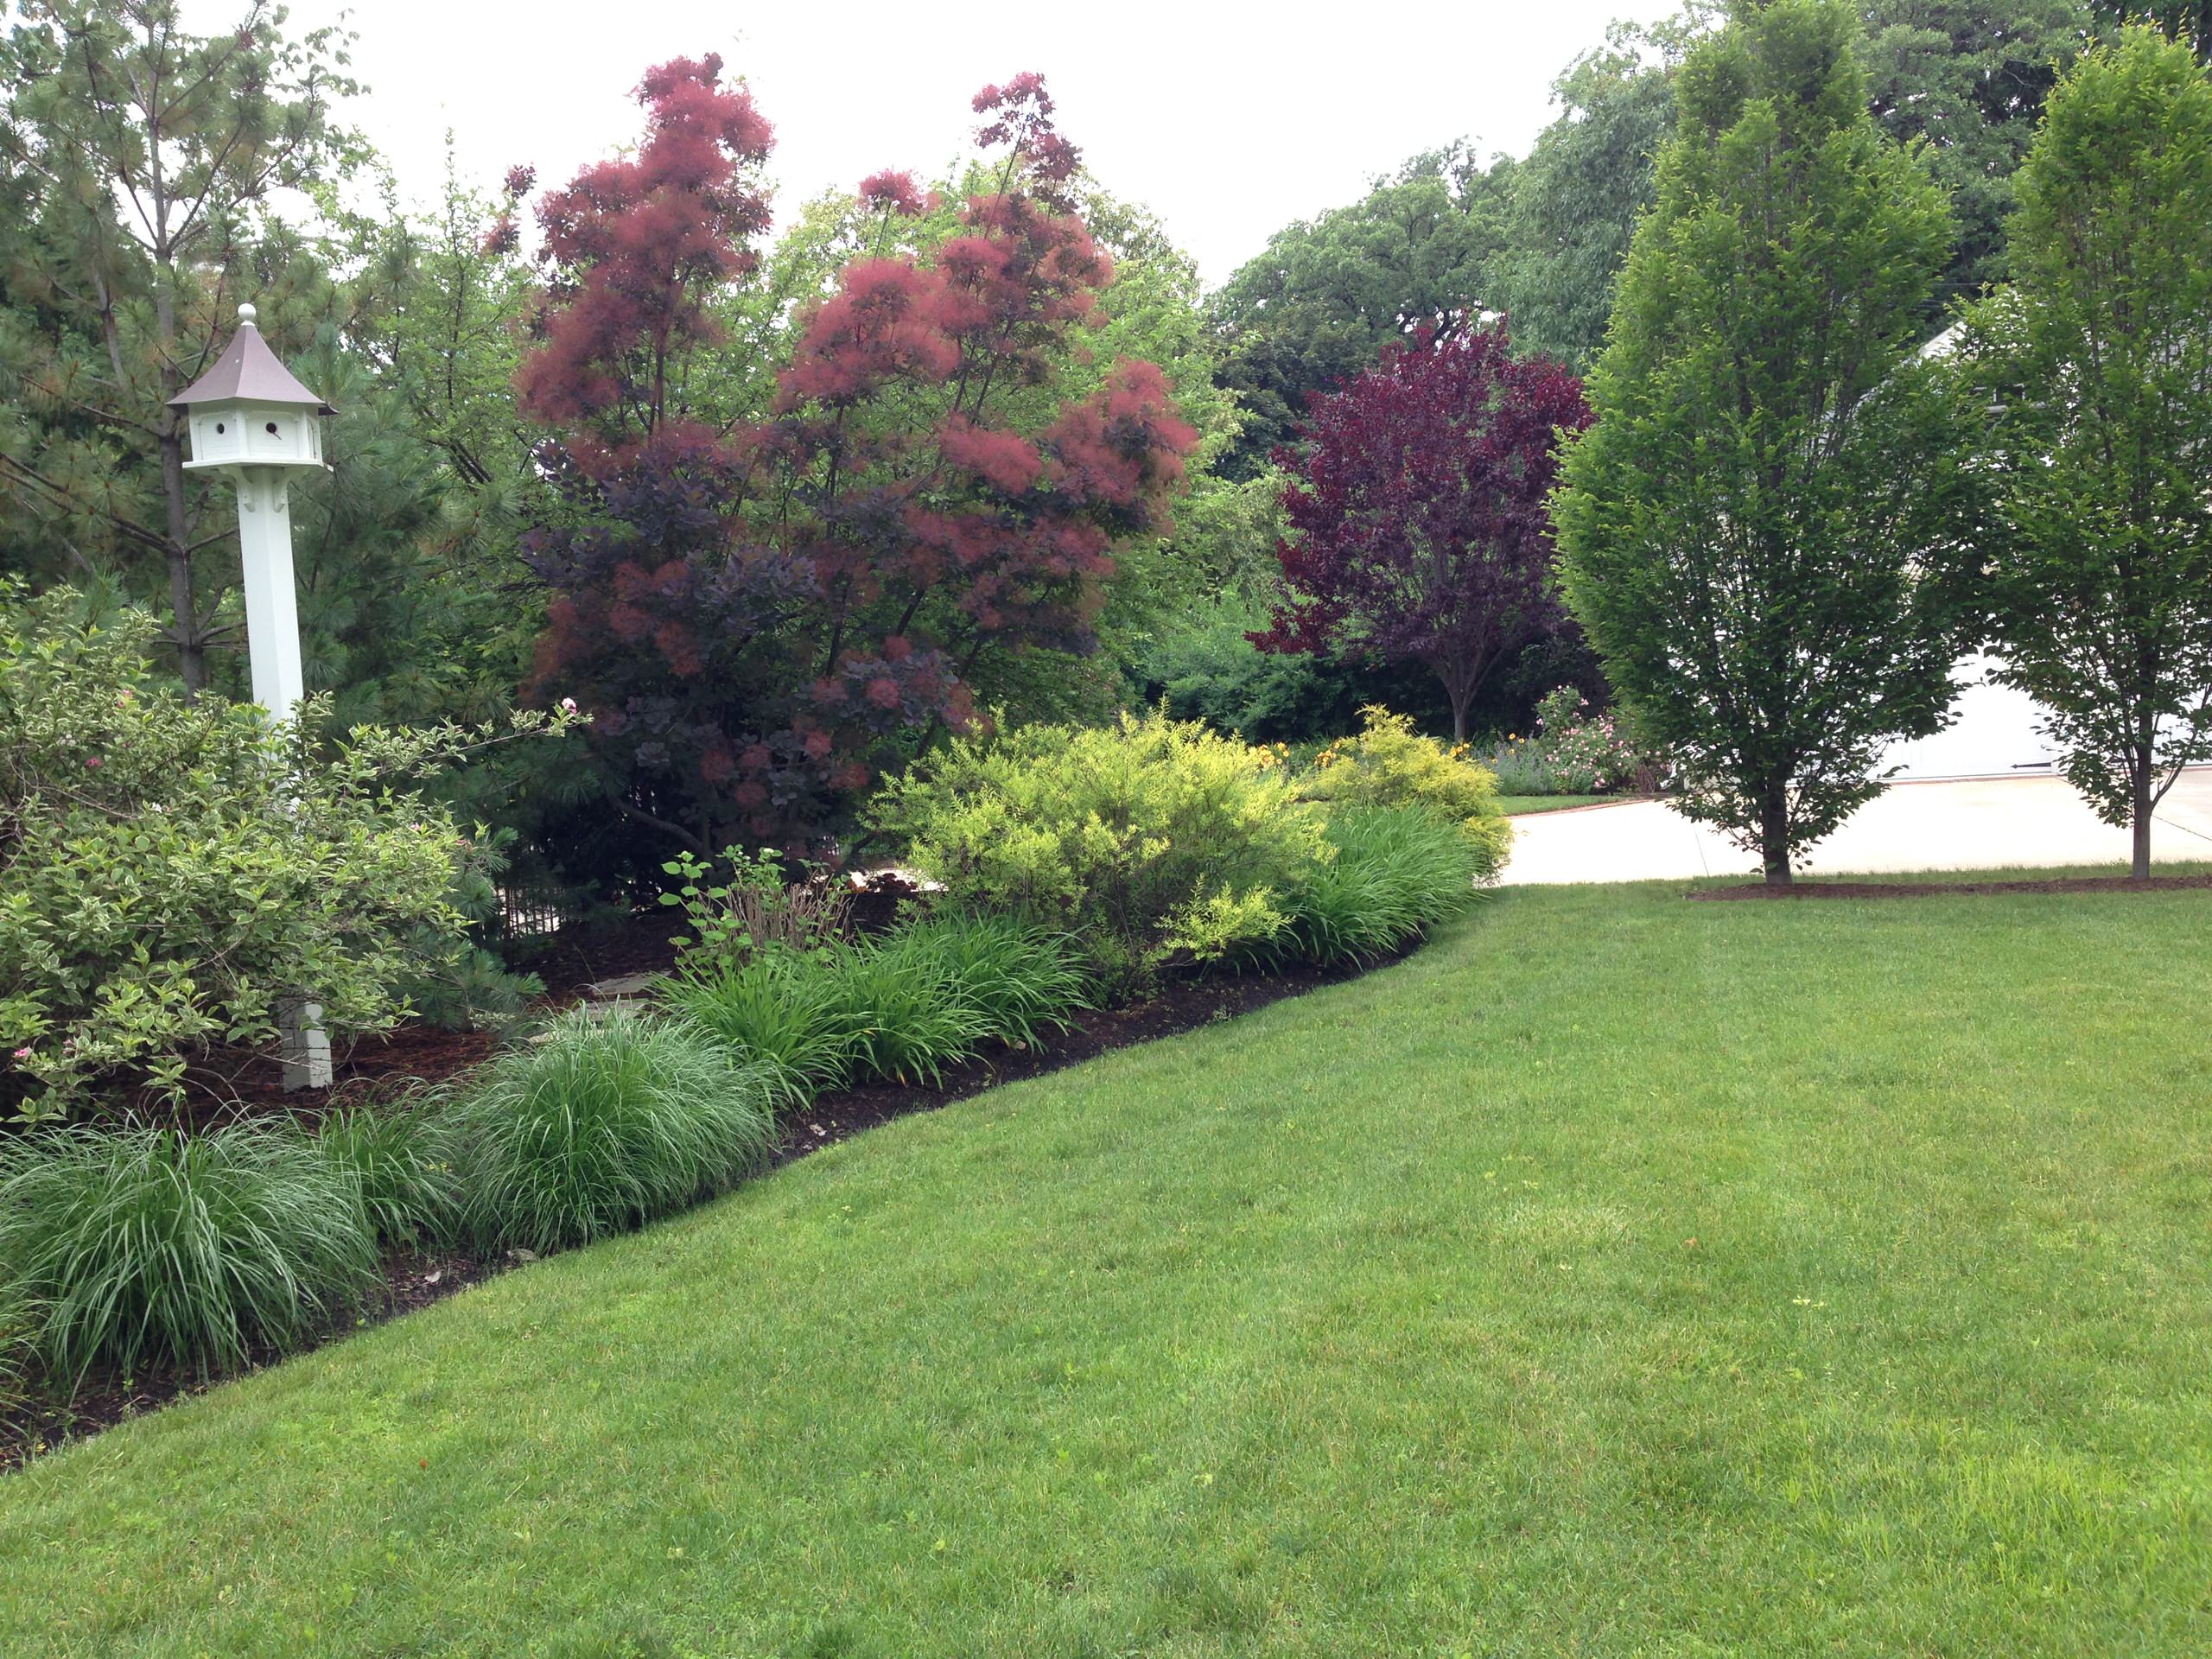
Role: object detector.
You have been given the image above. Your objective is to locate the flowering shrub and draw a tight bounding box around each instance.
[0,588,575,1119]
[868,709,1325,990]
[1486,687,1655,796]
[1300,707,1511,880]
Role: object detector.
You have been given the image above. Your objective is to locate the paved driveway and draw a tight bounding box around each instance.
[1503,769,2212,885]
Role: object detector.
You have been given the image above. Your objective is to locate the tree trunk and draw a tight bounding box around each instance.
[1759,784,1793,887]
[1439,663,1474,744]
[2131,751,2154,881]
[151,264,205,696]
[159,412,205,695]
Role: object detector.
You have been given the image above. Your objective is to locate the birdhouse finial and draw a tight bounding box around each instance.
[238,302,258,328]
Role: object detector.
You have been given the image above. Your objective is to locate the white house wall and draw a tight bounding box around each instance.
[1882,652,2057,781]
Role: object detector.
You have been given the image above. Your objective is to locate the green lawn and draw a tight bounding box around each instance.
[1497,792,1615,815]
[6,877,2212,1656]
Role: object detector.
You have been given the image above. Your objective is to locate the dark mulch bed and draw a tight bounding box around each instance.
[1690,873,2212,901]
[1,936,1407,1472]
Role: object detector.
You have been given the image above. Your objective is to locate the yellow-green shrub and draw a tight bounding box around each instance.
[1301,707,1512,879]
[868,710,1325,990]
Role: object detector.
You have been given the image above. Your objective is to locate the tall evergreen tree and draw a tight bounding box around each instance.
[1553,0,1974,886]
[1958,28,2212,877]
[0,0,359,691]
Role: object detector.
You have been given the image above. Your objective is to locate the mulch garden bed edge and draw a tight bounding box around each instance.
[0,936,1414,1472]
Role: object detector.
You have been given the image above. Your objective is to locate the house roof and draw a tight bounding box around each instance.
[168,307,335,414]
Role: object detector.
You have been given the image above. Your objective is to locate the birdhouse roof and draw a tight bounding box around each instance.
[168,318,334,414]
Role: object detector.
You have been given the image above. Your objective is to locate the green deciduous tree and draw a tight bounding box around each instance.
[1493,16,1704,370]
[1862,1,2094,302]
[1554,0,1974,886]
[1208,145,1511,475]
[1957,28,2212,877]
[2093,3,2210,58]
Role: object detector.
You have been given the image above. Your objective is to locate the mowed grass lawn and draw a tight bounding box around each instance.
[6,877,2212,1656]
[1495,792,1614,815]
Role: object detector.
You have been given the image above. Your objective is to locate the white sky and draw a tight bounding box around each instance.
[189,0,1681,287]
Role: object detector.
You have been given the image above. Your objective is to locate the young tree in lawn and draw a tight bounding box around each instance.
[518,65,1197,859]
[1958,29,2212,878]
[1552,0,1974,887]
[1250,321,1590,743]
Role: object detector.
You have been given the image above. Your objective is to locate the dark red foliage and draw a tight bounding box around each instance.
[516,65,1197,857]
[858,168,925,216]
[514,53,772,449]
[1252,321,1592,741]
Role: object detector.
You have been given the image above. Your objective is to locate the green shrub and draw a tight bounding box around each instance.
[883,911,1091,1051]
[0,1120,381,1379]
[0,587,575,1119]
[658,847,850,963]
[869,709,1325,990]
[448,1012,776,1255]
[1263,804,1486,965]
[1484,739,1566,797]
[1128,590,1360,743]
[661,950,859,1106]
[1301,707,1513,879]
[315,1102,460,1248]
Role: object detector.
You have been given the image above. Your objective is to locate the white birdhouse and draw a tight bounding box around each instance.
[168,301,338,1089]
[170,302,334,473]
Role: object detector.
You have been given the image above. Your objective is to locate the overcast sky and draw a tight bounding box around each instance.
[187,0,1681,287]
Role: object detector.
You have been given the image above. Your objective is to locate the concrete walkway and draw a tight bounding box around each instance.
[1503,769,2212,886]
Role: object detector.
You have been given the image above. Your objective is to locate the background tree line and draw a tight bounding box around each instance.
[3,0,2202,918]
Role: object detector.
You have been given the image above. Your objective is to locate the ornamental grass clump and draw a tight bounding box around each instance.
[0,1120,381,1380]
[868,709,1324,992]
[821,936,993,1089]
[448,1012,776,1255]
[314,1101,461,1249]
[668,912,1089,1102]
[1263,804,1485,966]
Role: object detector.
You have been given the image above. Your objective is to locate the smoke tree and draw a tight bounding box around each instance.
[1251,320,1590,742]
[518,63,1197,855]
[1552,0,1974,886]
[1958,29,2212,878]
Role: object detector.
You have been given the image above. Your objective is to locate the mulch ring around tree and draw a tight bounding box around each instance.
[1689,873,2212,901]
[0,937,1410,1472]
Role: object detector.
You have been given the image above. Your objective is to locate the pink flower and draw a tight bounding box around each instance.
[559,696,579,714]
[86,755,102,769]
[10,1047,29,1061]
[858,169,925,216]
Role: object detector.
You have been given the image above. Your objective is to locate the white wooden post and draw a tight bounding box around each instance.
[234,468,308,721]
[170,302,337,1088]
